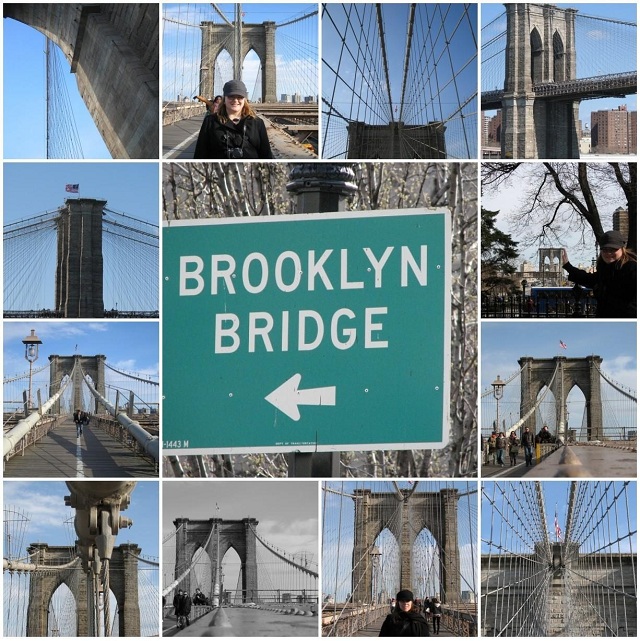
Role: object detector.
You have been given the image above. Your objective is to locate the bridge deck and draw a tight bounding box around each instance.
[4,417,157,478]
[164,607,318,637]
[483,444,636,479]
[163,114,317,160]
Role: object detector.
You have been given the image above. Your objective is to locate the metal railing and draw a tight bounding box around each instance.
[322,603,389,637]
[481,292,597,318]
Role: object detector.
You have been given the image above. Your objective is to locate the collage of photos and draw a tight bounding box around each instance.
[0,1,636,639]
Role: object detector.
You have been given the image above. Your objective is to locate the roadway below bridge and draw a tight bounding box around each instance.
[3,416,157,478]
[483,444,637,479]
[163,111,318,160]
[164,606,318,637]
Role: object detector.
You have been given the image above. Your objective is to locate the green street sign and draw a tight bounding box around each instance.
[163,209,450,453]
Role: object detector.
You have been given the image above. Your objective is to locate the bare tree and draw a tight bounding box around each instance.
[162,162,477,477]
[481,162,636,252]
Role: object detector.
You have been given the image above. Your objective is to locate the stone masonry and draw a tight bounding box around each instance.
[352,489,460,604]
[199,21,277,103]
[55,198,105,318]
[174,518,259,602]
[3,4,159,158]
[501,3,580,158]
[519,356,604,441]
[26,543,141,636]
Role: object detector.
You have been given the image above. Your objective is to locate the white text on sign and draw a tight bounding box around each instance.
[178,245,428,354]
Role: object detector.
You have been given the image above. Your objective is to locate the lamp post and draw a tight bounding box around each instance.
[491,375,505,432]
[22,329,43,412]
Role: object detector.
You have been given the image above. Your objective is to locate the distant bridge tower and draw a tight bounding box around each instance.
[174,517,259,601]
[352,489,460,604]
[519,356,604,440]
[502,3,580,158]
[25,543,141,637]
[55,198,106,318]
[199,20,277,102]
[49,355,106,414]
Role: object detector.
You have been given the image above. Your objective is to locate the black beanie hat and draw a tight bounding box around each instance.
[396,589,414,602]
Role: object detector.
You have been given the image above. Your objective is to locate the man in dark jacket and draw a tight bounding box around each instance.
[177,590,192,627]
[521,426,535,466]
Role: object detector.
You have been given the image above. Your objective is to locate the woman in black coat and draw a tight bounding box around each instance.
[193,79,273,159]
[562,230,636,318]
[380,590,430,637]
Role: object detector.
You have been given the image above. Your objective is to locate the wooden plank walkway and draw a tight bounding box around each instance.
[4,417,157,478]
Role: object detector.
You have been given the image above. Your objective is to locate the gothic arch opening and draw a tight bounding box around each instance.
[48,582,77,637]
[412,528,441,599]
[221,546,242,604]
[566,384,587,440]
[536,384,558,431]
[553,31,565,81]
[373,528,400,602]
[243,49,262,100]
[190,545,213,603]
[530,28,543,84]
[213,49,234,96]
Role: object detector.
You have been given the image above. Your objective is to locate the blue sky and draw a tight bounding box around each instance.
[3,480,159,557]
[3,19,110,159]
[481,480,637,553]
[162,3,318,101]
[3,163,159,225]
[481,2,637,123]
[481,321,637,393]
[3,321,159,385]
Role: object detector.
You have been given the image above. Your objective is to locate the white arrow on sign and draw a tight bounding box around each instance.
[265,373,336,421]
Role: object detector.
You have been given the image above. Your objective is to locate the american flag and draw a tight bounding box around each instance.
[559,340,567,349]
[554,509,562,541]
[65,184,79,193]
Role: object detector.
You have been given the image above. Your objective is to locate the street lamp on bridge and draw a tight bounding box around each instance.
[491,375,505,432]
[22,329,42,412]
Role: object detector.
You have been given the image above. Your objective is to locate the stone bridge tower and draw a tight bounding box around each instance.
[55,198,106,318]
[25,543,141,637]
[49,355,106,414]
[174,517,259,602]
[3,4,159,159]
[199,21,277,103]
[519,356,604,440]
[352,489,460,604]
[501,3,580,159]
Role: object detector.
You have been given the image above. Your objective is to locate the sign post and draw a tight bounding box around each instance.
[163,208,450,455]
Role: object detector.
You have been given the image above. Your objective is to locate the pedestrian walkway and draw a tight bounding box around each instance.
[4,417,156,478]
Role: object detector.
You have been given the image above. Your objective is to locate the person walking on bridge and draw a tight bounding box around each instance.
[379,589,430,636]
[73,408,83,437]
[521,426,535,466]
